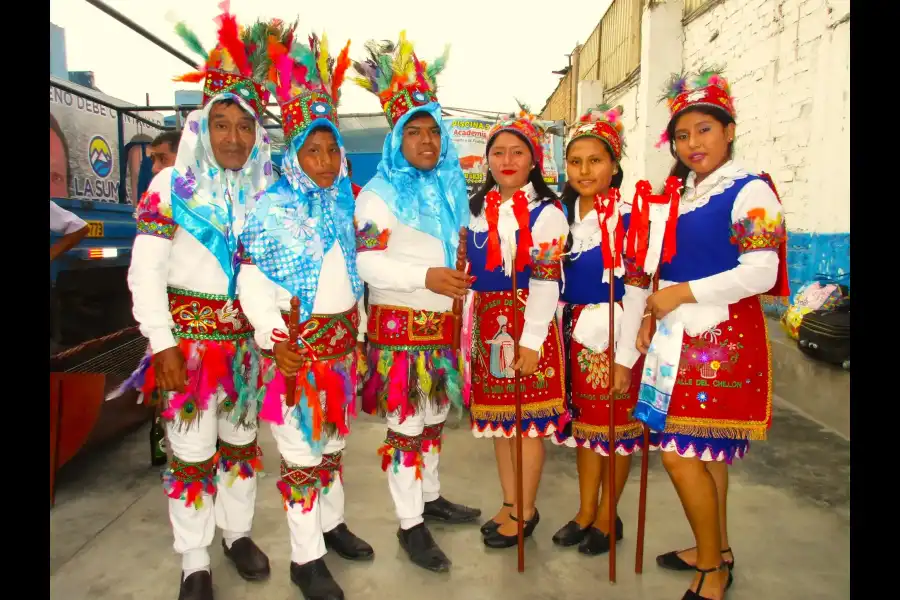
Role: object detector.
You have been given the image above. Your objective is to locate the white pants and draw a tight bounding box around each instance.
[386,399,450,530]
[271,407,346,566]
[166,391,258,571]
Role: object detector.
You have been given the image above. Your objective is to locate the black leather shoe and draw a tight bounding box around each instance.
[397,523,451,573]
[657,547,735,589]
[423,496,482,524]
[551,521,590,547]
[222,538,270,581]
[480,502,512,536]
[483,509,540,549]
[577,517,624,556]
[324,523,375,561]
[290,559,344,600]
[178,570,213,600]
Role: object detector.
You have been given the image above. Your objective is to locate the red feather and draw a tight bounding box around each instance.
[215,10,250,77]
[331,41,351,104]
[173,71,207,83]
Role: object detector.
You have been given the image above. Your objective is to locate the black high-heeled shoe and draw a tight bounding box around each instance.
[483,509,540,549]
[681,562,728,600]
[480,503,513,536]
[657,547,734,589]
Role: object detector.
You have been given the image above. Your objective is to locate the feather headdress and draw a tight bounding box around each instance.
[265,27,352,146]
[655,66,735,147]
[566,104,626,161]
[170,3,282,120]
[351,31,450,127]
[487,100,547,169]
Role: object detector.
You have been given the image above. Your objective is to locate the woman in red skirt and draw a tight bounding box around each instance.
[464,105,569,548]
[549,106,648,556]
[634,69,790,599]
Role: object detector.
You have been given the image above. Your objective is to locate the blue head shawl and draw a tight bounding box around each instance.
[240,120,363,324]
[169,93,274,298]
[362,102,469,268]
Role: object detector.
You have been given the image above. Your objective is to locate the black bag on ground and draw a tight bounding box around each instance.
[797,299,850,369]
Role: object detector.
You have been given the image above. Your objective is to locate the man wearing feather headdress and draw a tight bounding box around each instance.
[350,32,481,574]
[120,8,279,600]
[236,25,371,600]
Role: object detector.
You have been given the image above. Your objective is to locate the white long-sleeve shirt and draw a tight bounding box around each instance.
[237,243,366,351]
[50,200,87,234]
[566,199,644,369]
[355,189,453,313]
[127,167,251,354]
[469,184,569,352]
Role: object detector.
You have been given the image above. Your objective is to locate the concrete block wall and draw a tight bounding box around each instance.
[681,0,850,305]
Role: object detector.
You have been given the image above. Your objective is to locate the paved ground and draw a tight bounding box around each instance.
[50,394,849,600]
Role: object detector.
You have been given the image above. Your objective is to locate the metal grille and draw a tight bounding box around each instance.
[58,335,147,378]
[598,0,643,89]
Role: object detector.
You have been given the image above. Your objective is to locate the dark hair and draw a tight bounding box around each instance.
[559,137,624,259]
[346,156,352,175]
[469,130,558,216]
[152,130,182,153]
[665,105,735,185]
[49,113,71,188]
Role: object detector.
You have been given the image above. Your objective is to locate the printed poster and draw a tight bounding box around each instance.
[50,82,165,204]
[442,117,560,190]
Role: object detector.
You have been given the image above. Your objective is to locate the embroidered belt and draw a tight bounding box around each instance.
[261,306,359,361]
[367,304,454,350]
[167,286,253,341]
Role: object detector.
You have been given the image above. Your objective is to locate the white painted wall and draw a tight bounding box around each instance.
[681,0,850,233]
[604,82,641,197]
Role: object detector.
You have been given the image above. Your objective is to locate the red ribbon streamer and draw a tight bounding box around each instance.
[484,191,503,272]
[511,190,534,272]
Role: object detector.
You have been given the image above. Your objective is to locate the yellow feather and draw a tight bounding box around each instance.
[393,30,414,77]
[220,49,235,73]
[351,76,373,91]
[318,34,330,84]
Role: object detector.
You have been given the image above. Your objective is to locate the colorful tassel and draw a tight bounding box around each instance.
[276,480,318,513]
[378,443,423,479]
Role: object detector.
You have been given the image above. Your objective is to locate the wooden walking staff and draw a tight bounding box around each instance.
[510,242,526,573]
[626,176,683,574]
[452,227,468,350]
[285,297,301,407]
[594,189,625,582]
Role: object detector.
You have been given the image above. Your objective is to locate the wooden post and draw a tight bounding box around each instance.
[452,227,468,350]
[285,297,300,407]
[511,266,525,573]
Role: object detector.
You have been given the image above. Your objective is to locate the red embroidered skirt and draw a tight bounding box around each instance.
[553,303,646,456]
[650,295,772,463]
[469,289,567,438]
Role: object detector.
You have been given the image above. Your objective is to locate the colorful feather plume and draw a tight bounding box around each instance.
[268,29,351,106]
[170,7,289,89]
[350,30,449,102]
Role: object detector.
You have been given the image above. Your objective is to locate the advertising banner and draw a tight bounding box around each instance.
[50,83,165,204]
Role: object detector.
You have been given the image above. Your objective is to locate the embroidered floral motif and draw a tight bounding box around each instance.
[577,348,609,390]
[135,191,176,240]
[682,336,743,380]
[356,220,391,252]
[623,256,651,289]
[531,236,564,281]
[412,311,442,337]
[730,207,785,253]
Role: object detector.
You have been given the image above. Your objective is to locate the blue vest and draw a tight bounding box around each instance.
[468,202,554,293]
[659,175,759,282]
[560,212,631,304]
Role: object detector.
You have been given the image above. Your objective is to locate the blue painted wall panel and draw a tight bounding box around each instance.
[761,230,850,316]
